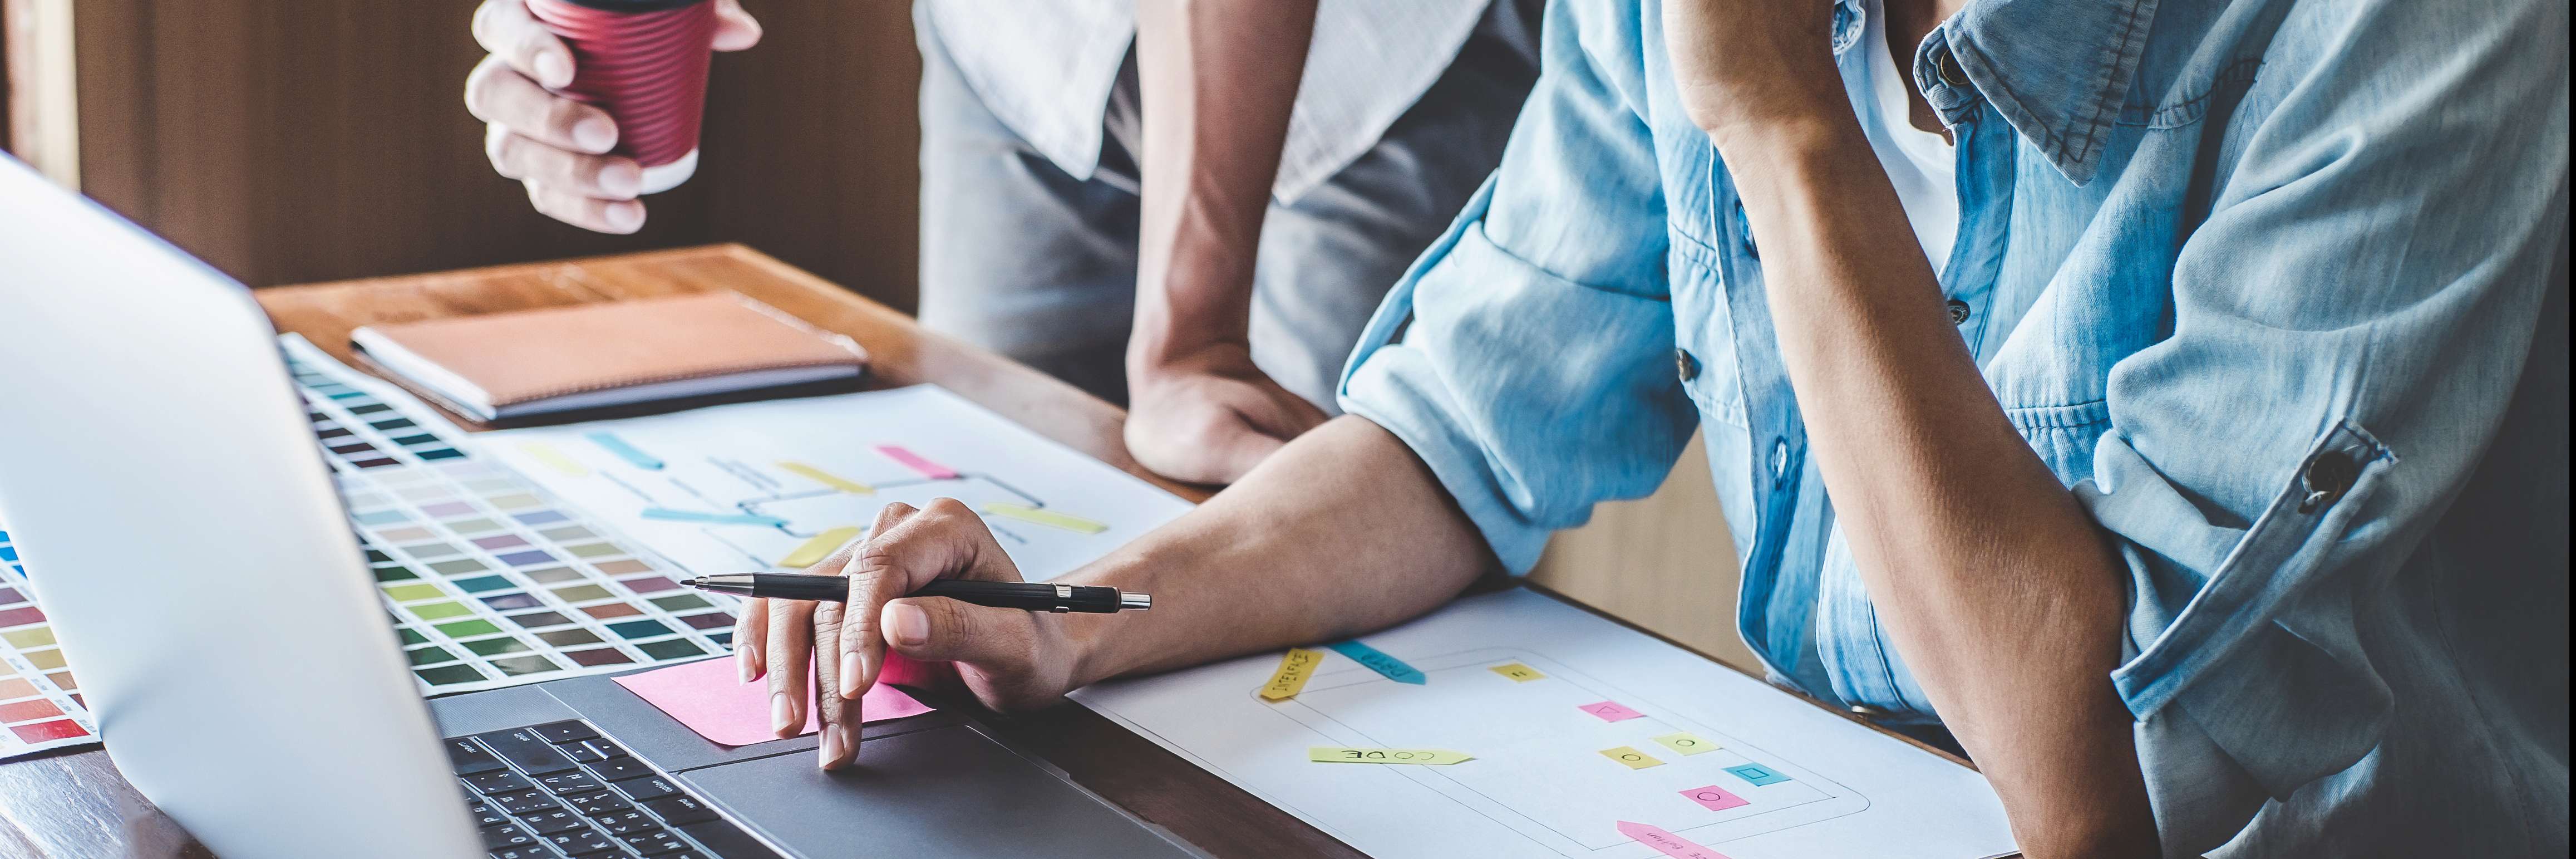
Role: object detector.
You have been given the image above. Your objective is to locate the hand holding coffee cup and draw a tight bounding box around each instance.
[465,0,760,233]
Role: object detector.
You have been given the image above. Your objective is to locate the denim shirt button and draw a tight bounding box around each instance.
[1933,45,1968,87]
[2298,449,2360,513]
[1768,438,1790,480]
[1945,298,1972,325]
[1674,348,1701,382]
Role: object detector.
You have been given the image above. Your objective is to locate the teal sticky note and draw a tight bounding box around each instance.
[1325,640,1426,685]
[1726,763,1791,787]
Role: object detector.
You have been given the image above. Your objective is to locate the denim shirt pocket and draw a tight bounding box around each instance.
[2108,421,2401,798]
[1669,241,1746,429]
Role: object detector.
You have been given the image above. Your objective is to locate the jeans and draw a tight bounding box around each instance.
[912,0,1540,408]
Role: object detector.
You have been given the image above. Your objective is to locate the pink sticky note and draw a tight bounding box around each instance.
[1678,784,1751,812]
[875,444,959,479]
[1579,700,1646,722]
[612,656,935,747]
[1618,821,1735,859]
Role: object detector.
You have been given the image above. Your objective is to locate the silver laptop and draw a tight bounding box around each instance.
[0,155,1199,859]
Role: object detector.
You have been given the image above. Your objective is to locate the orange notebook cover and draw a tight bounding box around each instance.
[350,292,868,420]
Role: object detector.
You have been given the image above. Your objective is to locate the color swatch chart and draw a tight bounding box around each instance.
[0,521,98,759]
[1273,649,1854,853]
[280,336,740,694]
[477,385,1194,583]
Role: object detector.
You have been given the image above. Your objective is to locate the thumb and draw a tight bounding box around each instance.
[880,597,1030,666]
[712,0,762,51]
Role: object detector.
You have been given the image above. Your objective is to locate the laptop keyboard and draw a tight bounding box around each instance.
[446,720,777,858]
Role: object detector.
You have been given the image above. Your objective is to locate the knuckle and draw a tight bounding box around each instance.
[925,497,976,521]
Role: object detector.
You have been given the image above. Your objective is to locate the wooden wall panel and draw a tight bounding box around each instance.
[23,0,921,310]
[1528,432,1757,671]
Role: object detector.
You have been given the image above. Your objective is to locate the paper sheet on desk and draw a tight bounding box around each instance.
[614,656,934,746]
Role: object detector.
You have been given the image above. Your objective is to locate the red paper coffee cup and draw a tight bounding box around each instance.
[527,0,716,194]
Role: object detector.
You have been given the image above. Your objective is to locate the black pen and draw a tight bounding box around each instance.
[680,573,1152,613]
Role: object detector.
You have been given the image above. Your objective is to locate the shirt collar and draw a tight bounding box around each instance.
[1910,0,2164,184]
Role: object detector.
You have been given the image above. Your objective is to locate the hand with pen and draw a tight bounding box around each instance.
[730,500,1089,770]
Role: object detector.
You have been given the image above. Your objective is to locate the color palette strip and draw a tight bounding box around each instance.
[586,431,664,470]
[978,502,1109,535]
[777,461,872,494]
[0,522,100,760]
[639,508,787,527]
[280,336,745,695]
[874,444,959,480]
[779,526,863,568]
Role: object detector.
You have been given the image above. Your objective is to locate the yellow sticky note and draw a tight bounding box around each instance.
[979,503,1109,534]
[1652,732,1720,756]
[520,443,588,477]
[1489,662,1546,682]
[780,527,864,568]
[1308,747,1472,765]
[779,461,873,494]
[1599,746,1664,769]
[1260,647,1326,701]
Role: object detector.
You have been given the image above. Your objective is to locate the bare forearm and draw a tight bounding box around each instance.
[1129,0,1317,370]
[1063,416,1496,679]
[1716,121,2155,856]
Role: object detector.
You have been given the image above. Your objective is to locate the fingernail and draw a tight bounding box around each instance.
[737,646,758,683]
[817,725,844,768]
[598,163,641,199]
[572,117,615,153]
[836,723,859,763]
[887,603,930,647]
[771,692,796,735]
[536,51,573,89]
[838,652,866,699]
[603,203,644,233]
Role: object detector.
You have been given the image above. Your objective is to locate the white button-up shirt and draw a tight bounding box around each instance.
[922,0,1493,202]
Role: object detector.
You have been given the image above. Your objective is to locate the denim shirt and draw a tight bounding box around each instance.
[1336,0,2570,854]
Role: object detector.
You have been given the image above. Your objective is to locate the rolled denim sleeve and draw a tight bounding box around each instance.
[2085,0,2568,828]
[1336,1,1694,574]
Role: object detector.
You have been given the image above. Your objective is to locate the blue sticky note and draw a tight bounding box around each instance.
[1326,640,1427,685]
[585,431,664,470]
[1726,763,1791,787]
[639,508,787,528]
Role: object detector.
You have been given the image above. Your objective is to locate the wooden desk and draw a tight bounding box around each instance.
[0,244,1981,858]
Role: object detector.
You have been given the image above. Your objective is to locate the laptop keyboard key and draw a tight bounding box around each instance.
[593,809,659,836]
[537,771,604,796]
[580,738,632,759]
[610,774,680,801]
[466,770,536,796]
[533,720,600,744]
[545,828,620,856]
[563,743,609,764]
[520,808,586,835]
[466,802,510,828]
[487,790,562,815]
[446,737,508,775]
[488,846,555,859]
[678,821,786,859]
[480,822,540,851]
[639,795,717,826]
[565,791,632,817]
[475,728,580,775]
[618,828,689,856]
[584,757,656,782]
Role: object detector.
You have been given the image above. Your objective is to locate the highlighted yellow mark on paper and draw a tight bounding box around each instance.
[1652,732,1719,755]
[1308,747,1472,765]
[780,527,864,568]
[778,461,873,494]
[1489,662,1546,682]
[979,503,1109,534]
[1599,746,1664,769]
[520,443,588,477]
[1260,647,1326,701]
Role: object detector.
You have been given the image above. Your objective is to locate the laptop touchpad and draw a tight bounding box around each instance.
[676,724,1198,858]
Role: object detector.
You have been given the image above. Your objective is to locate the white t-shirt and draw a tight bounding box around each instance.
[1845,1,1959,277]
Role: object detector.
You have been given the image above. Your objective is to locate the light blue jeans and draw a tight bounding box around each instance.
[912,0,1539,407]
